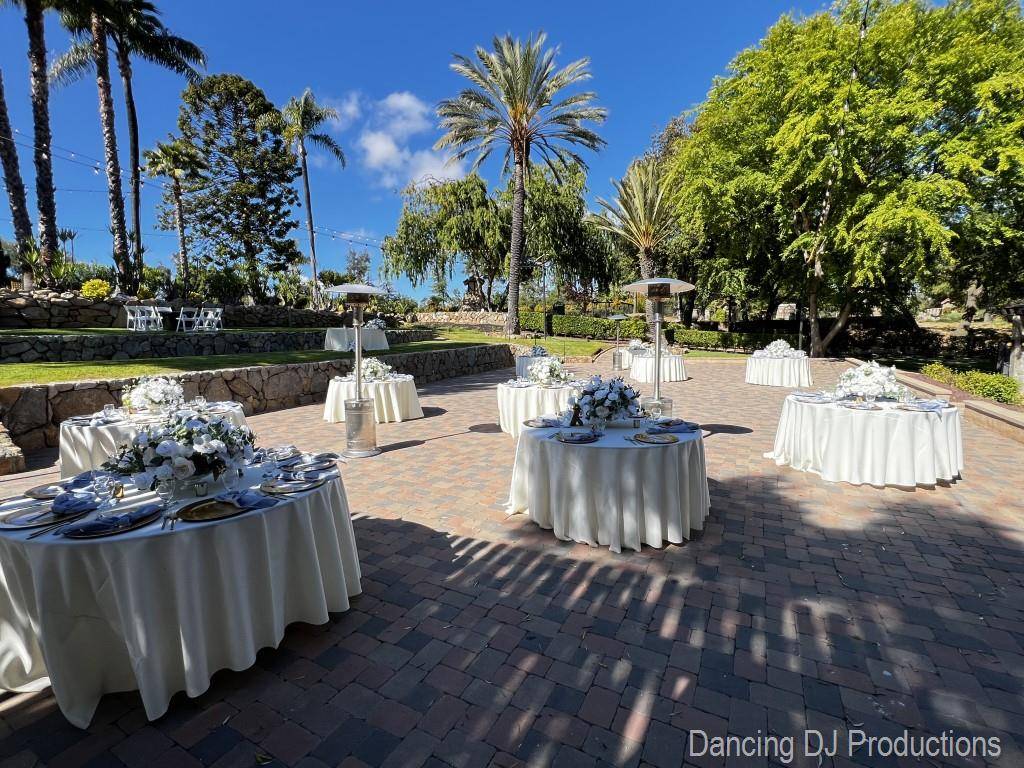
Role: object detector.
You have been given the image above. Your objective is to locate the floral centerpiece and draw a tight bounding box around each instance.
[104,409,255,493]
[528,357,570,385]
[527,345,548,357]
[565,376,641,427]
[360,357,393,381]
[835,361,908,400]
[753,339,807,359]
[365,317,387,330]
[628,339,648,349]
[122,376,184,412]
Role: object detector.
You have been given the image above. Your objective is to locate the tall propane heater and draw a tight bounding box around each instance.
[326,283,385,458]
[608,314,628,371]
[622,278,695,418]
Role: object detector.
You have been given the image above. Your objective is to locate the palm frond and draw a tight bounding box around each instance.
[308,132,346,167]
[48,38,93,87]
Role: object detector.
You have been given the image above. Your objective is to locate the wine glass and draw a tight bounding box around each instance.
[92,476,116,517]
[154,479,174,504]
[102,404,117,421]
[193,395,207,410]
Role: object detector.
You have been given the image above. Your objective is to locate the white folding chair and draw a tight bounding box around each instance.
[125,306,146,331]
[176,307,199,332]
[145,307,165,331]
[208,307,224,331]
[195,308,221,332]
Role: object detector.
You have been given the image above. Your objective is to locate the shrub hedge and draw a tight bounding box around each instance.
[920,362,1022,405]
[667,325,800,351]
[550,313,646,340]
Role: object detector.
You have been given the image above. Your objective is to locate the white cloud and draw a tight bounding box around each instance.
[354,91,462,189]
[377,91,432,139]
[323,91,362,133]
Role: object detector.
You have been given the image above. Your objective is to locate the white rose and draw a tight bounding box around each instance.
[155,440,179,458]
[170,456,195,480]
[595,406,610,418]
[132,471,154,490]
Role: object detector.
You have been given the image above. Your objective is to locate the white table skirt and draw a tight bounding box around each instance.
[323,375,423,423]
[507,427,710,553]
[745,357,813,387]
[0,470,361,728]
[630,354,687,383]
[620,347,650,368]
[59,403,248,479]
[766,396,964,487]
[324,327,390,352]
[496,383,575,438]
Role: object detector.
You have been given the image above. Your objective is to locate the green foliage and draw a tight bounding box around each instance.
[921,362,1022,404]
[200,268,247,305]
[519,310,547,334]
[174,74,302,300]
[80,279,112,301]
[550,314,645,340]
[72,262,118,288]
[345,250,371,284]
[370,292,417,317]
[273,268,309,308]
[668,325,799,351]
[317,269,352,288]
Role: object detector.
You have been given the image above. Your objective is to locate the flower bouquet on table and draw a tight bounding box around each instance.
[527,345,548,357]
[528,357,570,386]
[360,357,393,381]
[121,376,184,412]
[104,410,255,495]
[834,361,908,401]
[753,339,806,359]
[563,376,641,431]
[365,317,387,330]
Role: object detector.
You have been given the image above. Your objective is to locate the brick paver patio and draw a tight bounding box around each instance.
[1,356,1022,767]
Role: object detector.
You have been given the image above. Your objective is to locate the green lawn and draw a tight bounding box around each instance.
[0,340,482,388]
[434,327,608,357]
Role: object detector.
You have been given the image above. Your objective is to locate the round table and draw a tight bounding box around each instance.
[496,382,576,438]
[323,375,423,423]
[59,402,248,478]
[0,469,361,728]
[766,395,964,487]
[507,425,710,553]
[620,347,650,368]
[630,354,687,383]
[745,356,813,387]
[324,327,390,352]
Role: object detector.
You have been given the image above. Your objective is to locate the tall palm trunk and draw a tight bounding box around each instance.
[24,0,58,280]
[638,247,656,338]
[298,140,320,306]
[0,69,32,280]
[90,13,131,292]
[505,151,526,335]
[171,176,189,298]
[114,43,144,283]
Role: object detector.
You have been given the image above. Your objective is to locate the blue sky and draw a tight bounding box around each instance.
[0,0,827,298]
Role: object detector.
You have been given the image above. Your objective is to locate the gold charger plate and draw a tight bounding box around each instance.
[25,481,71,500]
[62,508,163,539]
[555,431,600,444]
[634,432,679,445]
[0,504,86,529]
[260,478,328,495]
[523,418,561,429]
[177,498,248,523]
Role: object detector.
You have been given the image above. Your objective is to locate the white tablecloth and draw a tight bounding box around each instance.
[766,396,964,487]
[323,375,423,423]
[324,328,390,352]
[744,357,813,387]
[0,470,361,728]
[507,426,710,553]
[630,354,687,383]
[496,383,575,438]
[620,347,650,369]
[59,403,248,478]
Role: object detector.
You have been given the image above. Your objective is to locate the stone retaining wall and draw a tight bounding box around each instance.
[0,423,25,475]
[413,311,507,327]
[0,344,515,460]
[1,328,436,363]
[0,289,352,330]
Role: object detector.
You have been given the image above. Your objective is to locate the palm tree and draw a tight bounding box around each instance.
[436,32,606,335]
[5,0,60,279]
[0,68,33,278]
[144,136,202,298]
[53,0,205,292]
[273,89,345,307]
[592,159,676,335]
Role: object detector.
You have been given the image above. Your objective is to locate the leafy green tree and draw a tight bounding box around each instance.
[383,174,507,310]
[436,32,606,335]
[345,248,371,284]
[52,0,205,282]
[264,89,346,307]
[174,74,302,301]
[662,0,1020,356]
[145,135,204,298]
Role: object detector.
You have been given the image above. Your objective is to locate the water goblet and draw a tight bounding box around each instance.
[193,395,207,410]
[92,476,116,517]
[154,479,174,504]
[102,404,117,421]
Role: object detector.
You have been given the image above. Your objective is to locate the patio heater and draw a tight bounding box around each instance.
[326,283,385,458]
[608,314,628,371]
[622,278,695,419]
